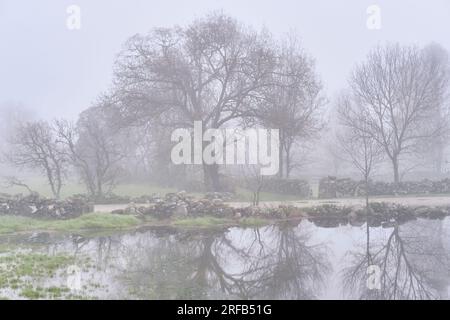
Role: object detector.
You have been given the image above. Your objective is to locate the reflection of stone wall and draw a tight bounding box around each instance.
[0,193,93,219]
[305,202,450,228]
[319,177,450,198]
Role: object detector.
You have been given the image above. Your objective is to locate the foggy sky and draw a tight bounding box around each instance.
[1,0,449,120]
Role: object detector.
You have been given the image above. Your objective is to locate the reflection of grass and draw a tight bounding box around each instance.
[173,216,269,228]
[173,216,233,227]
[239,217,268,227]
[0,213,140,235]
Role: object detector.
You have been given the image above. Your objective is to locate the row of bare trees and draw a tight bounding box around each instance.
[4,107,125,199]
[3,13,450,196]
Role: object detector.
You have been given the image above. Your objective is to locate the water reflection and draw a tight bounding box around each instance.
[2,217,450,300]
[343,219,450,299]
[113,223,331,299]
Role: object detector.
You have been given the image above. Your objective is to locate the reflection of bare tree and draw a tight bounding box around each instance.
[230,224,330,299]
[115,224,330,299]
[343,220,450,300]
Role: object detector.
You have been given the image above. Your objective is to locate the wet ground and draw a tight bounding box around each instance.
[1,215,449,299]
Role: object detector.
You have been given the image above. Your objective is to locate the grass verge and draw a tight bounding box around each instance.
[0,213,141,235]
[0,212,275,236]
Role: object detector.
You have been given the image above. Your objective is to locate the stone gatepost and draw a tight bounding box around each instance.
[310,177,321,199]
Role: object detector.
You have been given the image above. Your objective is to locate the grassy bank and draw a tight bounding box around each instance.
[0,213,141,235]
[0,212,275,236]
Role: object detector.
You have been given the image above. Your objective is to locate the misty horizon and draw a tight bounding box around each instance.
[1,0,450,120]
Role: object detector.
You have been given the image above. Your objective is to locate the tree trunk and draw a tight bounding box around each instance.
[365,177,370,209]
[392,156,400,187]
[365,176,372,266]
[278,146,284,179]
[436,143,443,175]
[203,163,221,191]
[200,121,222,191]
[96,177,103,199]
[278,130,284,179]
[285,146,291,178]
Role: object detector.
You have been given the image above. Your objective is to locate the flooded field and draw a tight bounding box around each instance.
[1,216,449,300]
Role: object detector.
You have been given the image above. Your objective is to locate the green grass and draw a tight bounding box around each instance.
[0,176,307,202]
[0,213,274,235]
[0,213,141,235]
[0,253,75,297]
[0,176,183,199]
[0,252,96,299]
[0,176,85,198]
[20,286,71,299]
[113,184,177,197]
[238,217,269,227]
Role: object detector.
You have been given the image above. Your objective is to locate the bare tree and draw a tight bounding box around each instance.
[322,130,345,177]
[349,43,449,185]
[337,92,384,207]
[1,176,37,195]
[240,165,265,205]
[56,106,126,199]
[255,36,325,178]
[6,121,66,198]
[109,13,280,191]
[419,43,450,175]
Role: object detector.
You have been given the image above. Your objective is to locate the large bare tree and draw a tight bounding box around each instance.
[109,13,280,190]
[349,43,449,185]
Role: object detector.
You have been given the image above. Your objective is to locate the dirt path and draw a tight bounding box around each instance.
[94,195,450,213]
[230,195,450,208]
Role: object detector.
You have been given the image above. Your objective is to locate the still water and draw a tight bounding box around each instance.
[1,217,450,300]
